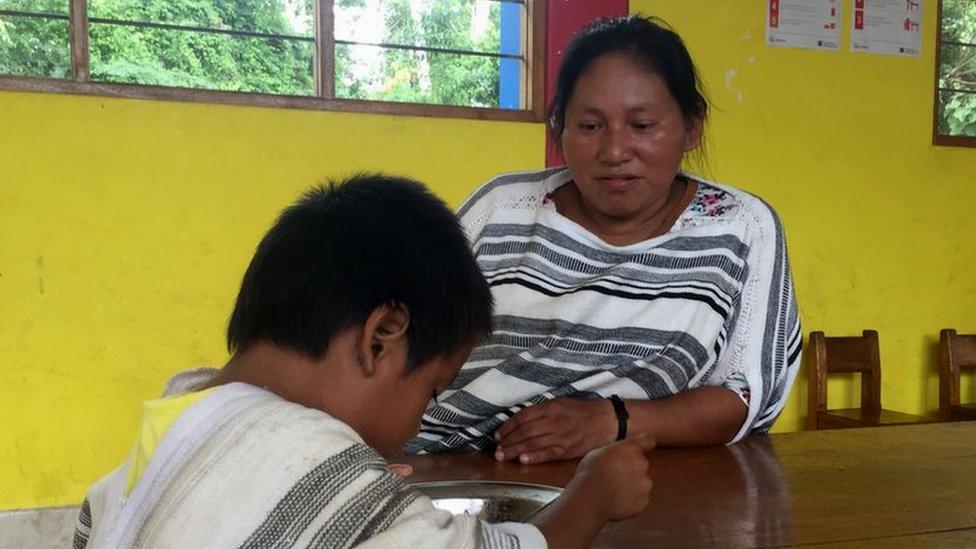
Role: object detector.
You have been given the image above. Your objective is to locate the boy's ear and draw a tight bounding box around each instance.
[357,302,410,377]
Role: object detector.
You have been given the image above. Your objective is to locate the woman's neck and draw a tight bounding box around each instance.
[553,177,694,247]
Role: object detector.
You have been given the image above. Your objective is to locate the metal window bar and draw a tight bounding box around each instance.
[942,40,976,48]
[0,11,524,60]
[0,9,69,20]
[86,16,315,42]
[0,0,527,14]
[335,40,523,60]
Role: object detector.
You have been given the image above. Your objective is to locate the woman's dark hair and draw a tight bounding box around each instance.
[227,174,493,372]
[548,15,709,140]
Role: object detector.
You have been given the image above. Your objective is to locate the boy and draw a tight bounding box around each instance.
[74,174,654,548]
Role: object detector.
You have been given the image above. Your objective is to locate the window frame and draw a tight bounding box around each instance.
[0,0,547,123]
[933,0,976,147]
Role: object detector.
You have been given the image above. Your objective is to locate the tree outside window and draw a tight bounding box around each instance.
[936,0,976,145]
[0,0,541,120]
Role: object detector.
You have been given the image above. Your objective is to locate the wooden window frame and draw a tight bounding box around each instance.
[933,0,976,147]
[0,0,547,123]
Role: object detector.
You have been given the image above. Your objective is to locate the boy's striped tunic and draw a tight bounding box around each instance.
[74,371,544,549]
[406,167,801,454]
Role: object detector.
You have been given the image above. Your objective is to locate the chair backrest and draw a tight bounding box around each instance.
[806,330,882,427]
[939,329,976,419]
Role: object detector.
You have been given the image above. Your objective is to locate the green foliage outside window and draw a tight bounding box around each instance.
[0,0,508,109]
[86,0,316,95]
[939,0,976,137]
[0,0,70,78]
[335,0,503,108]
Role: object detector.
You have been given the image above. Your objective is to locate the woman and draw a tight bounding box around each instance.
[405,16,801,463]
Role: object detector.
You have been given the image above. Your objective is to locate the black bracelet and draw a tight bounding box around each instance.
[609,395,629,441]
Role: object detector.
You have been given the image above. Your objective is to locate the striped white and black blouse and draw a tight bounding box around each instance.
[405,167,801,454]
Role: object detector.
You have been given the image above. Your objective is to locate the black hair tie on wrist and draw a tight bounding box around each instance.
[609,395,629,441]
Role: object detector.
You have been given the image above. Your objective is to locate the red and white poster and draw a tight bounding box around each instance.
[851,0,922,57]
[766,0,841,51]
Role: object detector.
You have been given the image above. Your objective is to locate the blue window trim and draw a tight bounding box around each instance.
[499,2,522,110]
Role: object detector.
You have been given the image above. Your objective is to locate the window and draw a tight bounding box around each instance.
[0,1,70,78]
[935,0,976,146]
[0,0,545,121]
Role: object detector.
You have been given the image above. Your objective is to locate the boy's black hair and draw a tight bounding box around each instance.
[227,174,493,372]
[548,15,709,141]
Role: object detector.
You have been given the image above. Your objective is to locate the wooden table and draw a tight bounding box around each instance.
[402,422,976,547]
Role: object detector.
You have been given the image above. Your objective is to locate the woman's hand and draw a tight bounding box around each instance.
[494,397,618,464]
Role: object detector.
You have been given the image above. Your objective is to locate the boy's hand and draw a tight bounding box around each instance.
[533,434,655,549]
[387,463,413,477]
[569,433,656,521]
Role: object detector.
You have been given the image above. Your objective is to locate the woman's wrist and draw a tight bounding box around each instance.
[608,395,629,440]
[599,398,620,444]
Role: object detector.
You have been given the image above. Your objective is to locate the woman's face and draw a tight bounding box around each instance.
[560,53,702,221]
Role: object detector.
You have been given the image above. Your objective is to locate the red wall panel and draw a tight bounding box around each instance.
[546,0,630,166]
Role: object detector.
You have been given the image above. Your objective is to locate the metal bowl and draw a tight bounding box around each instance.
[410,480,563,523]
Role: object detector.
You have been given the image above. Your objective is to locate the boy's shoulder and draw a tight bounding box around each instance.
[161,367,222,396]
[78,377,388,547]
[162,369,368,450]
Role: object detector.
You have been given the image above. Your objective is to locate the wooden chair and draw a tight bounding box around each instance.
[805,330,933,430]
[939,329,976,421]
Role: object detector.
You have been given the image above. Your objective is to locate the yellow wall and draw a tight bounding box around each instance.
[3,0,976,511]
[0,91,544,509]
[631,1,976,429]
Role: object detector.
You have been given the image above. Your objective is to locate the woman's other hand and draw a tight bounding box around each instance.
[494,397,618,463]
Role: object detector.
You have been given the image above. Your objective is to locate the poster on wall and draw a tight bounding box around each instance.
[766,0,841,51]
[851,0,922,57]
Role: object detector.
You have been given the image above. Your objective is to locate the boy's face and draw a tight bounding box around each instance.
[364,346,471,457]
[311,304,474,458]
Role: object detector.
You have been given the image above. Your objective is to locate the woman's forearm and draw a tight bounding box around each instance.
[493,386,751,464]
[624,386,748,447]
